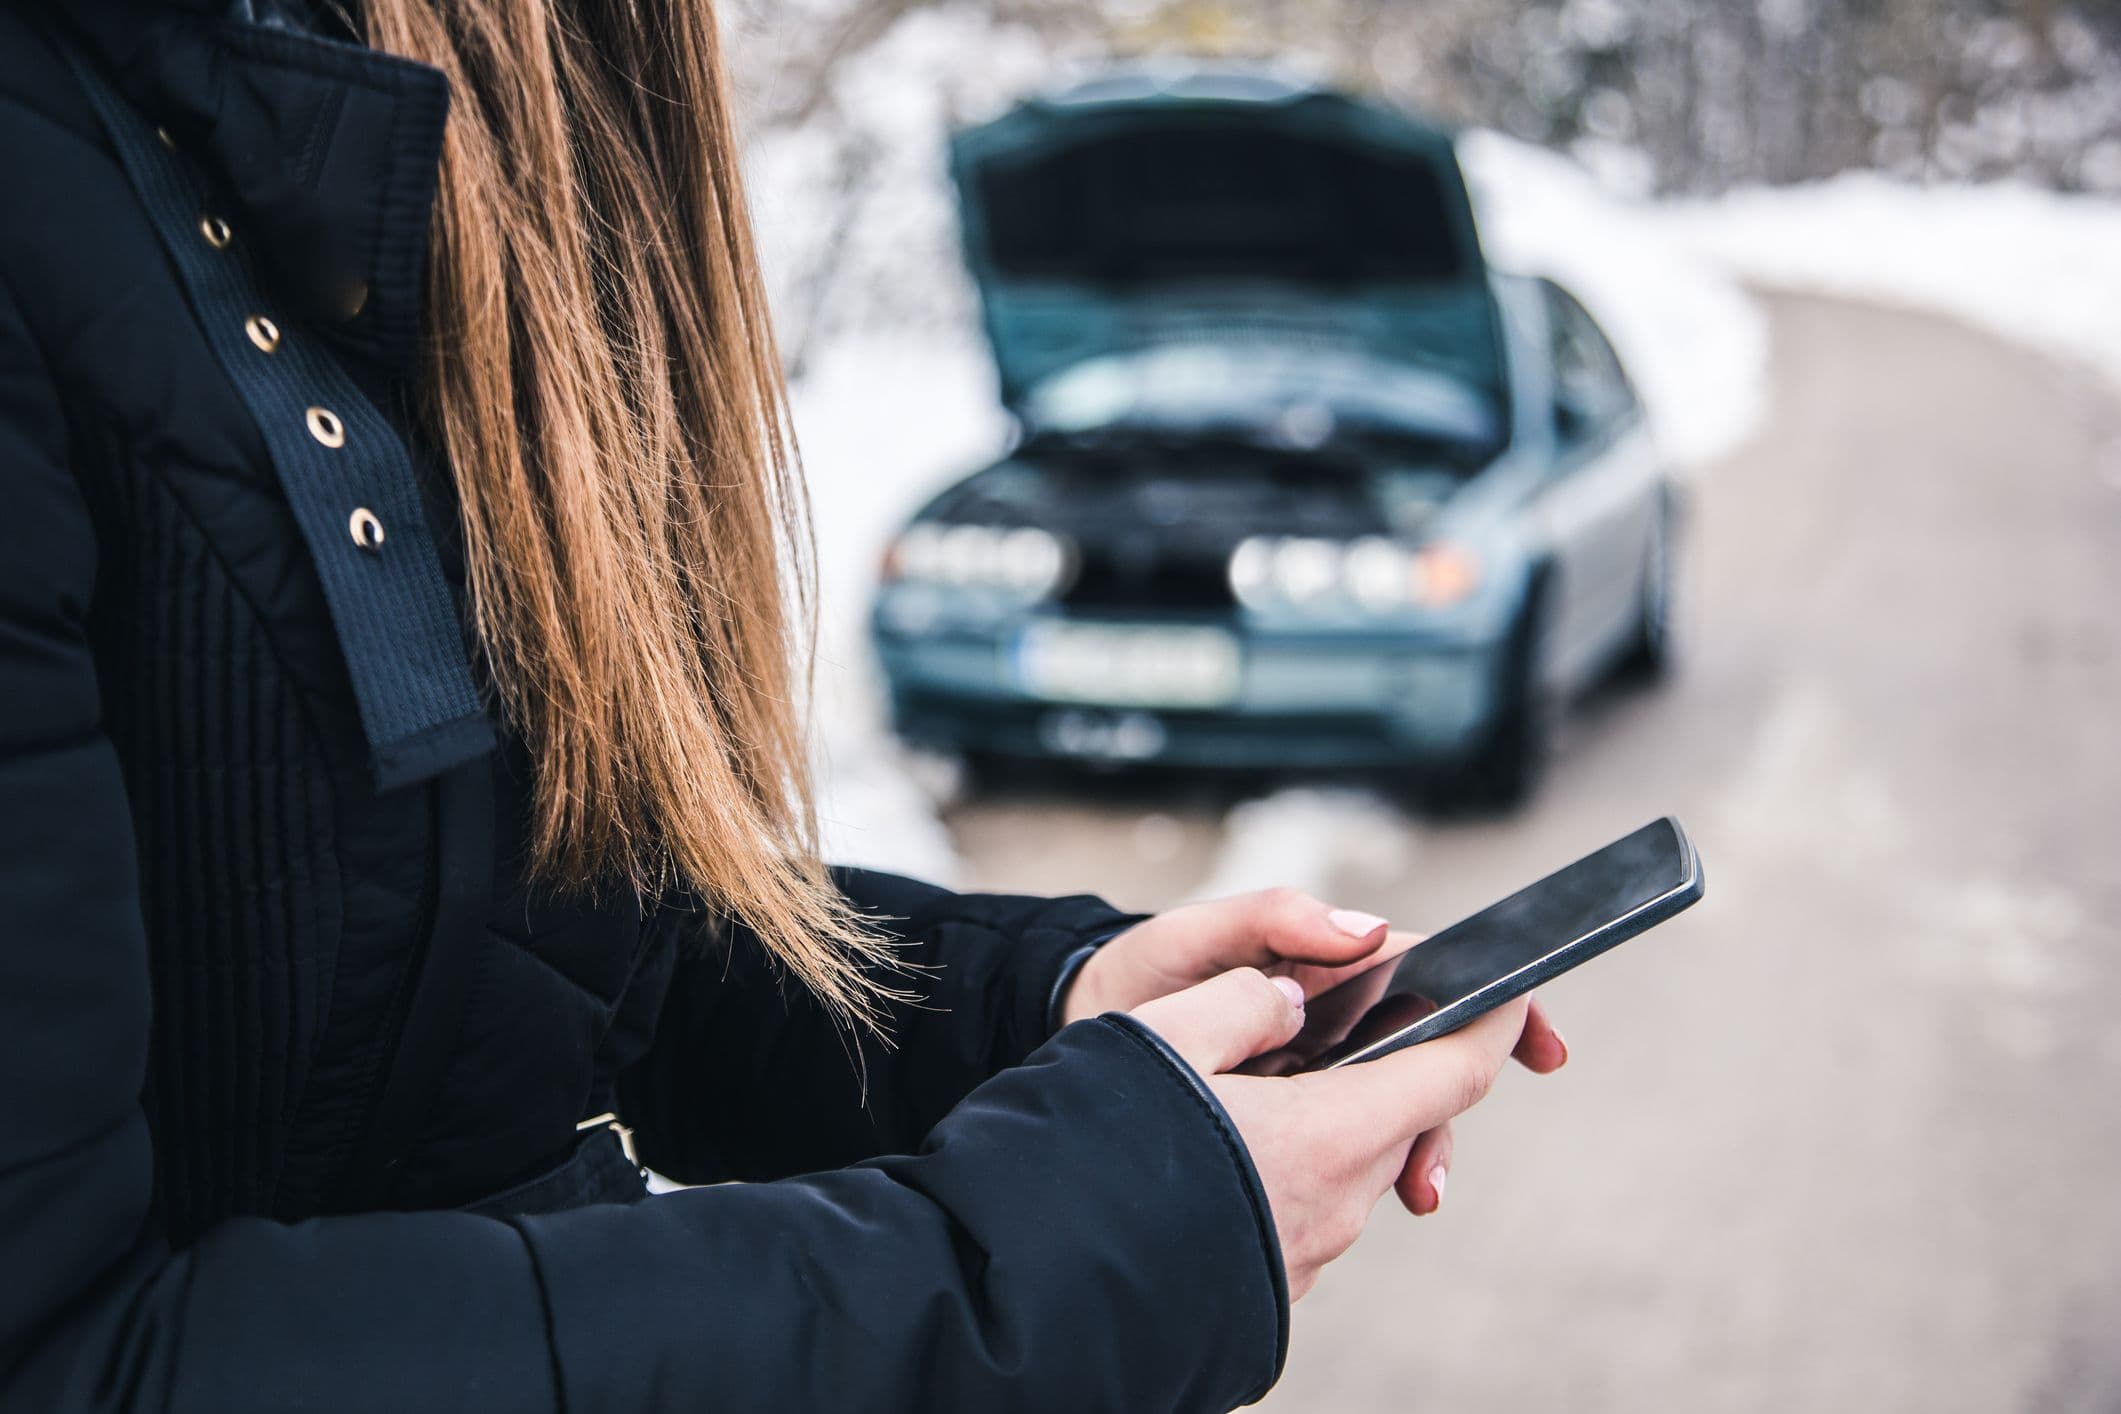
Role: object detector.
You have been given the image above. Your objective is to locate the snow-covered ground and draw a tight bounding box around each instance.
[777,115,2121,885]
[1661,173,2121,395]
[1458,131,1770,469]
[796,335,1000,883]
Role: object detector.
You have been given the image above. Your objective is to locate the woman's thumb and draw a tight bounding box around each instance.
[1130,968,1307,1076]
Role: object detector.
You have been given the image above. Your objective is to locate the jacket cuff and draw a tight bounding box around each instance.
[1041,930,1125,1036]
[1094,1012,1293,1399]
[993,896,1146,1061]
[511,1013,1288,1413]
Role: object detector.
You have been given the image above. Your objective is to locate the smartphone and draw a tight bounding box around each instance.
[1237,817,1703,1075]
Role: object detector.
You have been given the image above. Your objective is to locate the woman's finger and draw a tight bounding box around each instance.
[1512,996,1569,1074]
[1396,1122,1455,1215]
[1131,967,1307,1075]
[1323,994,1532,1145]
[1175,889,1392,974]
[1280,928,1421,999]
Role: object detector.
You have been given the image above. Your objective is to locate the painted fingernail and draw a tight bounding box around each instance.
[1327,908,1389,939]
[1429,1165,1448,1207]
[1271,975,1307,1010]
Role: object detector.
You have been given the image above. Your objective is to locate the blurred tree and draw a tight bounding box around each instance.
[722,0,2121,353]
[735,0,2121,192]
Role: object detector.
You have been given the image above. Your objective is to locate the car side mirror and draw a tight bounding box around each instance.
[1552,397,1592,448]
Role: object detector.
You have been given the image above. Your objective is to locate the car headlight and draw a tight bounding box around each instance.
[1228,535,1483,613]
[1229,537,1274,608]
[1412,542,1483,608]
[1269,538,1343,606]
[892,523,946,582]
[999,526,1069,595]
[1342,537,1412,611]
[885,522,1073,601]
[937,524,996,586]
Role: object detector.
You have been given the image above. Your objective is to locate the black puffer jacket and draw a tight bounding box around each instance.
[0,3,1288,1410]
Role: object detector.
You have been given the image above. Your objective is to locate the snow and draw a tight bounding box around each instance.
[1458,131,1771,469]
[793,333,1003,884]
[772,113,2121,886]
[1654,172,2121,396]
[1185,789,1417,902]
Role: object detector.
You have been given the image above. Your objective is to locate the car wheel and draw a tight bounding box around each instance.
[1446,583,1557,811]
[1616,504,1676,683]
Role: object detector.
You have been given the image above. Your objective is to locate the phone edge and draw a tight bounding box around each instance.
[1321,817,1705,1070]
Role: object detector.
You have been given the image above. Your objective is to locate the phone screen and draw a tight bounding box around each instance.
[1237,817,1701,1074]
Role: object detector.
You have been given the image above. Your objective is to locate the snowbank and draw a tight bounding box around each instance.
[1656,172,2121,395]
[793,334,1004,883]
[1186,789,1416,902]
[1458,131,1772,469]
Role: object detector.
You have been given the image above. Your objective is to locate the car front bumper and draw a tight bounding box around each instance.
[874,619,1507,770]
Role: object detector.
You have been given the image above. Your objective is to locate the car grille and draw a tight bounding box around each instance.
[1063,539,1235,610]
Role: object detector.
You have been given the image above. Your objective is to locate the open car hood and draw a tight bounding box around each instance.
[951,69,1504,421]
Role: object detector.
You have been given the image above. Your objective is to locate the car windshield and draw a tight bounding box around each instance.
[1021,343,1503,456]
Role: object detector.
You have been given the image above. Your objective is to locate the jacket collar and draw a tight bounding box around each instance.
[61,0,449,372]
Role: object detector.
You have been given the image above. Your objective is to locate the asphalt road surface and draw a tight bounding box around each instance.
[944,295,2121,1413]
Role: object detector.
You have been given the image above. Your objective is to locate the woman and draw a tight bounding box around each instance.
[0,1,1567,1410]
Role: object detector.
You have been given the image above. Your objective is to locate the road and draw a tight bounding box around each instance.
[941,295,2121,1413]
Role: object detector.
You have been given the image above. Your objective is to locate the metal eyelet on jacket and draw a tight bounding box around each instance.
[348,508,385,552]
[58,26,497,795]
[305,406,345,448]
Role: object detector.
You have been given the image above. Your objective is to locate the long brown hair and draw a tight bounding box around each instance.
[360,0,896,1026]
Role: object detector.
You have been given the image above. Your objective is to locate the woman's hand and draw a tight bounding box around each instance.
[1131,967,1560,1302]
[1060,888,1399,1025]
[1061,886,1566,1083]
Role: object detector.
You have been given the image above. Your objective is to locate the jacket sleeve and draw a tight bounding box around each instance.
[617,869,1143,1183]
[0,278,1286,1413]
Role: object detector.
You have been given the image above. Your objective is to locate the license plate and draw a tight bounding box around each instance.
[1015,622,1241,709]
